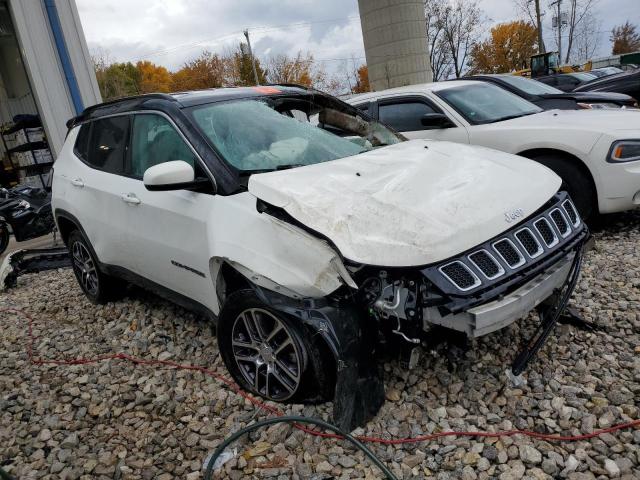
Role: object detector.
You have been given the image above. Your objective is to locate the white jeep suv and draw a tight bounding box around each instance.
[348,80,640,219]
[52,86,588,429]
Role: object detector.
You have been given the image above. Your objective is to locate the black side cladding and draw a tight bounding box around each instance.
[251,285,385,431]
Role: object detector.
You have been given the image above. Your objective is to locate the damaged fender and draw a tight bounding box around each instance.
[207,192,357,315]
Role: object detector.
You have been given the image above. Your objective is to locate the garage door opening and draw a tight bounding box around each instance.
[0,0,52,190]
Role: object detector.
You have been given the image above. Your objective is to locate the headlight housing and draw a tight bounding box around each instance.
[608,140,640,163]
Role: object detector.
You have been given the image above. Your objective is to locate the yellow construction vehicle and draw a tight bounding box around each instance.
[513,52,585,78]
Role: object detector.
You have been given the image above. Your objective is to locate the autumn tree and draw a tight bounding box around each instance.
[136,61,172,93]
[266,52,319,86]
[171,50,227,91]
[228,43,267,86]
[611,22,640,54]
[94,60,141,101]
[352,65,370,93]
[469,21,538,74]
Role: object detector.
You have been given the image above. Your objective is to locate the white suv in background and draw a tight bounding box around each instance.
[349,80,640,219]
[52,86,588,430]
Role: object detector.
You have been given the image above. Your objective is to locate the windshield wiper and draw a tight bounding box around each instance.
[491,111,539,123]
[275,163,304,170]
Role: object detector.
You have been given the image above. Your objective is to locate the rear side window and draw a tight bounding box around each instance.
[129,114,197,178]
[86,116,129,174]
[73,124,91,162]
[379,101,438,132]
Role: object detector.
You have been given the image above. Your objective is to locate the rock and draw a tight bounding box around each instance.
[463,452,480,465]
[337,456,357,468]
[60,433,78,449]
[519,445,542,465]
[315,461,333,473]
[615,457,632,474]
[603,459,620,477]
[541,458,558,475]
[385,388,401,402]
[565,455,579,472]
[403,452,425,469]
[477,457,490,471]
[38,428,52,441]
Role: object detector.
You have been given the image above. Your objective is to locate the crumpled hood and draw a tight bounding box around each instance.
[248,140,561,267]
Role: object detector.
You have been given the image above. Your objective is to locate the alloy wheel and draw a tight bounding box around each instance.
[231,308,302,401]
[71,241,99,296]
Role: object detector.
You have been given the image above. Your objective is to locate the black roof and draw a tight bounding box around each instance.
[67,84,312,129]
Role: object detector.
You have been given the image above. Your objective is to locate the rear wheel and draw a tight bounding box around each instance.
[68,230,122,304]
[218,290,335,403]
[528,154,596,220]
[0,222,9,256]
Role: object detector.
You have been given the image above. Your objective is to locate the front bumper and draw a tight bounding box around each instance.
[423,251,575,337]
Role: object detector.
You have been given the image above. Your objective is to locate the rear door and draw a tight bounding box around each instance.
[375,96,470,143]
[119,112,216,309]
[60,116,133,266]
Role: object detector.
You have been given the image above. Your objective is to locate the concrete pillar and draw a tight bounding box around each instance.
[358,0,432,91]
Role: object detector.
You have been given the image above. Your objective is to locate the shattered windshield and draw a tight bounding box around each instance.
[188,95,402,173]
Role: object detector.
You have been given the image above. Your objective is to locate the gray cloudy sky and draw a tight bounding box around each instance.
[77,0,639,73]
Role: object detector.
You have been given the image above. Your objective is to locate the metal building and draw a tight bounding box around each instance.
[357,0,432,91]
[0,0,100,164]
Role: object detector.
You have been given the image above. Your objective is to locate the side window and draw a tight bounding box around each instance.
[379,100,439,132]
[86,116,129,174]
[130,114,197,178]
[354,103,369,115]
[74,124,91,162]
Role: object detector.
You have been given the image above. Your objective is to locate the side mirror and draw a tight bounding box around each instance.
[143,160,212,192]
[420,113,455,129]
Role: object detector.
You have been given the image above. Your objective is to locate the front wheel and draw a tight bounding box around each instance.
[0,222,9,256]
[528,154,596,220]
[218,290,335,403]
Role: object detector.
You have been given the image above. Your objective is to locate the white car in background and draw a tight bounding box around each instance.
[349,80,640,219]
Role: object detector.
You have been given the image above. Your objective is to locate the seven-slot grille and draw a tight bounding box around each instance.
[468,250,503,279]
[493,239,525,268]
[436,196,581,292]
[534,218,558,247]
[550,208,570,237]
[439,262,480,291]
[515,228,543,258]
[562,200,579,227]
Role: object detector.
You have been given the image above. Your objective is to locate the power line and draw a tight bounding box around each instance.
[131,15,360,62]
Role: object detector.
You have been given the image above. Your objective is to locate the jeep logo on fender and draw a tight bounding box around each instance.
[504,208,524,223]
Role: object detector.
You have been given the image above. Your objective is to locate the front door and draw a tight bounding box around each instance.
[376,96,470,143]
[119,113,217,311]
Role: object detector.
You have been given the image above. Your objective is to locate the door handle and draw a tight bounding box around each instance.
[71,178,84,188]
[121,193,141,205]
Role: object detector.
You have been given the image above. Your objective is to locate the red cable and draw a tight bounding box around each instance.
[3,306,639,445]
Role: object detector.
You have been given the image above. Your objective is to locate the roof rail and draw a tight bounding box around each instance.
[263,83,312,90]
[66,93,177,129]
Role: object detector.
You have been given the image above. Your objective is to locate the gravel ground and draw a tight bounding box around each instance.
[1,212,639,480]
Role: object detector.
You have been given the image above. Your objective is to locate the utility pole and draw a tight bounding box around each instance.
[533,0,545,53]
[243,29,260,86]
[550,0,562,61]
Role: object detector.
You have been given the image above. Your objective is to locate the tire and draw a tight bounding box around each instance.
[218,290,335,404]
[528,154,596,220]
[0,222,9,256]
[68,230,122,304]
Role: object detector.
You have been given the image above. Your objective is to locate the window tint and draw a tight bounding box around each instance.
[86,116,129,173]
[74,124,91,162]
[130,114,197,178]
[379,101,438,131]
